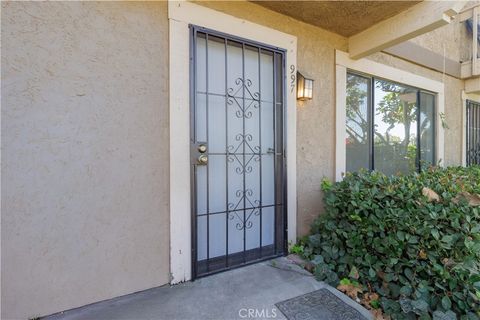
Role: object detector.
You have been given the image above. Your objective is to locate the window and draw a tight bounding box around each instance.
[346,72,435,175]
[466,100,480,166]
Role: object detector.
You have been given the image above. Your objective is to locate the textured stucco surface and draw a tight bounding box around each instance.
[410,17,467,63]
[196,1,466,234]
[252,0,420,37]
[408,1,478,63]
[196,1,348,237]
[1,2,170,319]
[2,1,468,318]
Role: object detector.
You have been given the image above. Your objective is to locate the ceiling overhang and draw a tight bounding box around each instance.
[253,1,421,37]
[252,1,467,59]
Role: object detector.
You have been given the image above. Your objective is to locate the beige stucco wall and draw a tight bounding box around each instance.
[409,1,479,62]
[196,1,349,236]
[1,1,467,318]
[410,18,465,63]
[196,1,466,234]
[1,2,170,319]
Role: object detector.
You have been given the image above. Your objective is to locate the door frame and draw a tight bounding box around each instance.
[189,25,288,279]
[168,1,297,284]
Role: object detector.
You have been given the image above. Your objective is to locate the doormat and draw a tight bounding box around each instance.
[275,288,369,320]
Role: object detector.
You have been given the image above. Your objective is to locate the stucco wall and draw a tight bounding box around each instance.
[410,18,465,63]
[196,1,466,234]
[404,1,479,62]
[1,2,170,319]
[196,1,349,236]
[2,1,468,318]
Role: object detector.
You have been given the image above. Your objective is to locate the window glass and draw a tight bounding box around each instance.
[345,73,435,175]
[419,92,435,166]
[346,74,371,172]
[374,79,418,176]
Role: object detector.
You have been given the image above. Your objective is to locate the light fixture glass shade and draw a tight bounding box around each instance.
[297,72,314,100]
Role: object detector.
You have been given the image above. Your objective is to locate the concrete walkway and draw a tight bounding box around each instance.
[46,258,372,320]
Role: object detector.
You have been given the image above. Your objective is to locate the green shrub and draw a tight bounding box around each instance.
[290,243,305,255]
[303,166,480,319]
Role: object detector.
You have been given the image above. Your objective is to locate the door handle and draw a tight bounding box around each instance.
[198,144,207,153]
[198,154,208,165]
[267,147,282,156]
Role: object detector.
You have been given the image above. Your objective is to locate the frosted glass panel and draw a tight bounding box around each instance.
[228,211,243,254]
[196,34,206,93]
[244,100,260,153]
[244,45,260,100]
[208,155,226,213]
[245,155,260,208]
[261,155,275,206]
[261,206,275,247]
[209,213,226,258]
[246,208,260,250]
[227,107,243,153]
[197,215,207,261]
[227,41,244,99]
[207,36,226,95]
[260,51,274,102]
[196,93,207,142]
[261,102,274,153]
[208,95,226,153]
[196,166,207,215]
[227,156,244,210]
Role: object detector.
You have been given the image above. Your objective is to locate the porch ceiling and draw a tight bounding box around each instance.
[251,1,422,37]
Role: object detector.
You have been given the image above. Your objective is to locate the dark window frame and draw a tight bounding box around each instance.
[346,71,437,173]
[466,99,480,166]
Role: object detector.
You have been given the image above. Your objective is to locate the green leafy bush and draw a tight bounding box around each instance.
[289,243,305,255]
[303,166,480,319]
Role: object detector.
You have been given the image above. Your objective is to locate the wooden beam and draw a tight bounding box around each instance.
[459,2,480,21]
[465,77,480,93]
[384,41,461,78]
[459,9,472,22]
[349,1,467,59]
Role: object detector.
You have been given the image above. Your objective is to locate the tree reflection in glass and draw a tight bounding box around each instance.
[345,73,436,175]
[346,74,370,172]
[374,80,417,176]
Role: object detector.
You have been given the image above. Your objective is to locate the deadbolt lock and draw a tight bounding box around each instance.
[198,144,207,153]
[198,154,208,165]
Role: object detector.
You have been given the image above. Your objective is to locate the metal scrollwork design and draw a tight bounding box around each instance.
[227,134,260,154]
[226,134,260,174]
[226,153,260,175]
[227,78,260,119]
[227,189,261,230]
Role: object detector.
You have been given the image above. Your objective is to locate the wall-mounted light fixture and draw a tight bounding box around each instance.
[297,72,314,101]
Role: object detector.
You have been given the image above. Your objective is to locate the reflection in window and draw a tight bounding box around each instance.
[346,73,436,175]
[419,92,435,166]
[374,80,417,176]
[346,74,370,172]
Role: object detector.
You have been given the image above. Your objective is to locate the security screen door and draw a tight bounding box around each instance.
[190,26,286,278]
[466,100,480,166]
